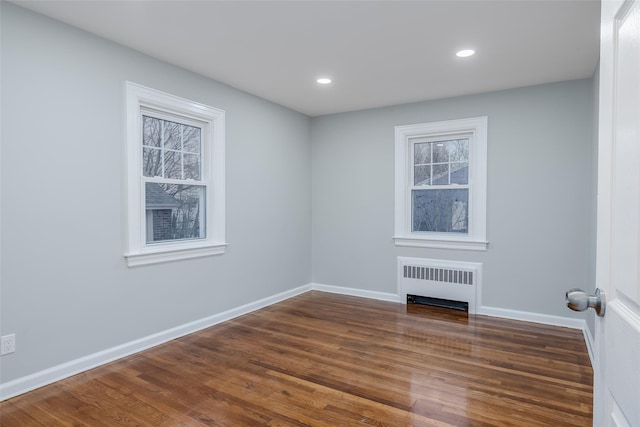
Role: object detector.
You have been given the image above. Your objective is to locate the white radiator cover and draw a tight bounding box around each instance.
[397,257,483,314]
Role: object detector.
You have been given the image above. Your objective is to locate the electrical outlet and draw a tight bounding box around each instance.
[1,334,16,355]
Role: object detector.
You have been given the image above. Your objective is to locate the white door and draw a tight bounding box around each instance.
[595,0,640,426]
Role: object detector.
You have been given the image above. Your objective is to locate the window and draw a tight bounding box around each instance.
[125,82,226,266]
[394,116,487,250]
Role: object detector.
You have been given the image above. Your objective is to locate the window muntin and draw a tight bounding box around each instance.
[413,138,469,185]
[125,82,226,266]
[142,115,202,180]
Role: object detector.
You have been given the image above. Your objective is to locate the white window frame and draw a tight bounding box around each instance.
[124,82,226,266]
[394,116,488,251]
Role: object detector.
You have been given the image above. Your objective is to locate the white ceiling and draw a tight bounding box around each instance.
[13,1,600,117]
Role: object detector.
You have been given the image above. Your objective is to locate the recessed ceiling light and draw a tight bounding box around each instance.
[317,78,332,84]
[456,49,476,58]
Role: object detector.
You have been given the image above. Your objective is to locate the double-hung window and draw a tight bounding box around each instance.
[125,82,226,266]
[394,116,487,250]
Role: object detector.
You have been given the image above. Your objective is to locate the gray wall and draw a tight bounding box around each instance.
[311,79,594,319]
[1,3,311,383]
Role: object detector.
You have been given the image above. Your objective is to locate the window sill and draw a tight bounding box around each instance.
[393,236,488,251]
[125,243,228,267]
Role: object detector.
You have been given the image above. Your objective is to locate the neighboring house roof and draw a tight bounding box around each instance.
[146,183,181,209]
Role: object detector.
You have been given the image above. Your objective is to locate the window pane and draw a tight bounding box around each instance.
[143,116,161,147]
[163,121,182,151]
[447,139,469,162]
[184,153,201,180]
[183,126,201,153]
[143,147,162,177]
[414,165,430,185]
[145,183,205,243]
[414,142,430,165]
[432,141,449,163]
[450,162,469,185]
[432,164,449,185]
[412,189,468,233]
[164,150,182,179]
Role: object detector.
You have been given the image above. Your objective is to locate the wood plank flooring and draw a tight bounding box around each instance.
[0,291,593,426]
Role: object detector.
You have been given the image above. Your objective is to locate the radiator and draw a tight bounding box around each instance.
[397,257,482,314]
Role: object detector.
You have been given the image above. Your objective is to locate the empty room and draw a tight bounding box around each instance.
[1,0,639,425]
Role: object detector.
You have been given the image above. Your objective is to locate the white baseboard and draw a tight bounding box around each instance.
[0,284,312,401]
[475,305,586,330]
[1,282,592,401]
[582,322,596,368]
[310,283,401,303]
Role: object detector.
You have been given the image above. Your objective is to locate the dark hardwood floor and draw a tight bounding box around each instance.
[0,291,593,426]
